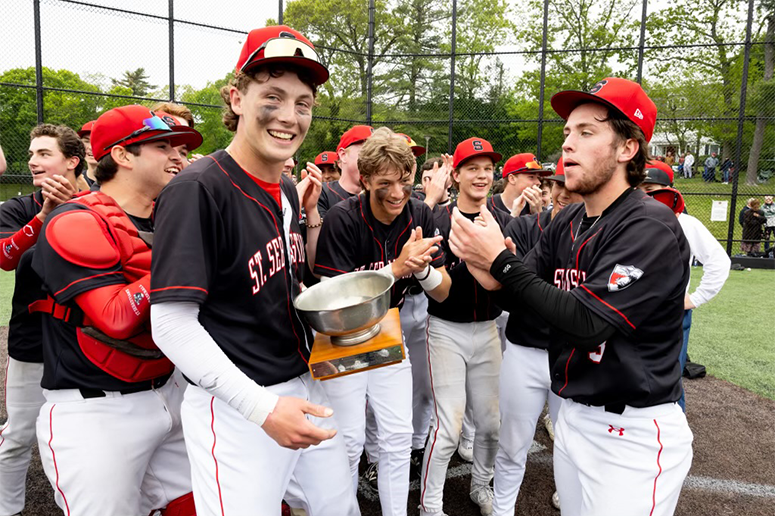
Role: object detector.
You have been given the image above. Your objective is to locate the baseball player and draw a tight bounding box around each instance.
[314,127,451,516]
[151,102,199,171]
[638,166,730,410]
[419,137,511,516]
[487,153,550,217]
[315,151,341,183]
[30,105,202,516]
[0,124,82,516]
[492,158,583,515]
[150,26,359,515]
[77,120,98,188]
[448,77,693,516]
[317,125,373,217]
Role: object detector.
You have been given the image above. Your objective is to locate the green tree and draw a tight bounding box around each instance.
[746,0,774,184]
[111,67,156,97]
[178,73,235,155]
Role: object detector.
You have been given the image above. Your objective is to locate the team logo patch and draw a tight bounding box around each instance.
[607,264,643,292]
[133,292,145,306]
[588,79,608,95]
[634,108,644,120]
[608,424,625,436]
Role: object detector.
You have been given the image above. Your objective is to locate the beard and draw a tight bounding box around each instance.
[566,153,618,196]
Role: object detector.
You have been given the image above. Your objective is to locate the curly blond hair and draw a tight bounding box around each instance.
[357,127,415,186]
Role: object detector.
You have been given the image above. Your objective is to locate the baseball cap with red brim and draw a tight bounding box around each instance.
[397,133,426,157]
[545,158,566,183]
[550,77,657,142]
[647,187,685,215]
[91,105,203,162]
[453,138,502,169]
[315,151,338,166]
[502,153,552,178]
[643,159,674,186]
[337,125,374,153]
[236,26,329,85]
[78,120,95,138]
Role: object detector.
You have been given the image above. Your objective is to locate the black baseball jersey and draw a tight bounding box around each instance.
[0,192,45,362]
[32,203,157,391]
[314,195,444,308]
[428,202,511,322]
[317,180,358,218]
[523,188,689,407]
[500,208,555,350]
[487,193,530,217]
[150,150,313,387]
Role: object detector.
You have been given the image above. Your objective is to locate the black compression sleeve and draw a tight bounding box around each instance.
[490,250,616,349]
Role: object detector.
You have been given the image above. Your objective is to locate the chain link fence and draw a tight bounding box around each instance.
[0,0,772,256]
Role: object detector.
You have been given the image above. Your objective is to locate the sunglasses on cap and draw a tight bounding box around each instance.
[240,34,321,73]
[524,160,542,170]
[102,115,172,151]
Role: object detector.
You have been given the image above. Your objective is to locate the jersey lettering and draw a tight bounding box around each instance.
[248,232,306,295]
[587,341,606,363]
[553,268,587,291]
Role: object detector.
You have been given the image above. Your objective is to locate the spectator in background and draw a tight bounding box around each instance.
[665,148,676,167]
[0,142,6,176]
[720,158,733,184]
[741,199,766,255]
[739,197,754,228]
[763,196,775,253]
[683,150,694,178]
[703,152,719,182]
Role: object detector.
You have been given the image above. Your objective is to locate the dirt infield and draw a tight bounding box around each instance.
[2,326,773,515]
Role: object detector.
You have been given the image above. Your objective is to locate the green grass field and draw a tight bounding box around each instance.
[1,265,773,398]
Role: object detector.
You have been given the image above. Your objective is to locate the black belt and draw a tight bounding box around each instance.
[577,401,626,415]
[407,285,423,296]
[78,374,171,399]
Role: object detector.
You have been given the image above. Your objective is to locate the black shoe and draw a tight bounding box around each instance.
[410,448,424,481]
[363,461,379,492]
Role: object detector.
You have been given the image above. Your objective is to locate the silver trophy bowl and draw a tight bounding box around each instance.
[294,271,394,346]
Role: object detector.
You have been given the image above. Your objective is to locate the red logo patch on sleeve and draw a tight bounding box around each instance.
[607,264,643,292]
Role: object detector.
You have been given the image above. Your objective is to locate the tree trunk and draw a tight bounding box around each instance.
[746,9,774,185]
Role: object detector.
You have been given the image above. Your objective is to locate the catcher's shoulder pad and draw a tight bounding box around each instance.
[46,210,121,269]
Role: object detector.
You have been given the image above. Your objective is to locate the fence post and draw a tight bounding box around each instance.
[366,0,375,124]
[726,0,755,256]
[636,0,648,83]
[536,0,549,161]
[278,0,284,24]
[168,0,175,101]
[33,0,44,123]
[448,0,457,153]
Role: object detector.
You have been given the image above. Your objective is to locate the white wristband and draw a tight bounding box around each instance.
[378,262,396,281]
[418,266,442,292]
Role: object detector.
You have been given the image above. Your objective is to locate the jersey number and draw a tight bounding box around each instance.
[588,342,606,364]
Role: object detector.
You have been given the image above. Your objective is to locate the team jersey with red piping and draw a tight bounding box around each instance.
[526,188,689,407]
[150,150,312,387]
[314,194,444,308]
[317,179,358,218]
[427,201,511,323]
[31,202,157,391]
[487,193,530,217]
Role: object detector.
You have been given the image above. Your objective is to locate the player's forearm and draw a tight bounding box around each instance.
[304,210,322,270]
[490,250,615,349]
[151,302,279,426]
[0,215,43,271]
[74,274,151,340]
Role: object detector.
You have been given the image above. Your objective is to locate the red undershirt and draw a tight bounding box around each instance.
[244,172,282,207]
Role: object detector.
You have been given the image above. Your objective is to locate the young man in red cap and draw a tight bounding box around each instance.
[30,105,202,516]
[149,26,359,515]
[315,150,340,182]
[0,124,82,516]
[487,153,550,217]
[448,77,693,516]
[418,137,511,516]
[77,120,99,188]
[317,125,373,217]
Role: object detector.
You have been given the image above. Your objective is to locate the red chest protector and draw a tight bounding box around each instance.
[33,191,174,383]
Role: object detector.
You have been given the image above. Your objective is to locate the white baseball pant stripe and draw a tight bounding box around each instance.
[183,375,358,516]
[554,398,693,516]
[0,357,45,516]
[322,359,413,516]
[37,374,191,516]
[493,344,561,516]
[420,316,501,514]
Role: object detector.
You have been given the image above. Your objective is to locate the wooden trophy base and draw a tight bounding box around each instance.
[309,308,404,381]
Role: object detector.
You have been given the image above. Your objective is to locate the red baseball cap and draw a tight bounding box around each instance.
[154,111,204,150]
[315,151,338,166]
[550,77,657,142]
[545,158,566,183]
[397,133,426,157]
[236,25,329,85]
[337,125,374,152]
[643,160,674,186]
[78,120,95,138]
[647,187,684,215]
[452,138,501,169]
[91,105,203,162]
[502,153,552,178]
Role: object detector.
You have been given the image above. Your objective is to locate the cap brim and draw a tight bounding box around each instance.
[504,168,553,178]
[550,90,624,121]
[241,56,329,85]
[125,128,203,153]
[457,151,502,168]
[77,130,91,137]
[545,174,565,183]
[411,146,426,157]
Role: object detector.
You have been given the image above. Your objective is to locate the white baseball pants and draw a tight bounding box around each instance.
[493,344,561,516]
[0,358,45,516]
[420,316,502,514]
[554,398,693,516]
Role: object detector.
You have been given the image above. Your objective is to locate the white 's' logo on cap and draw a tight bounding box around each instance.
[634,108,644,119]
